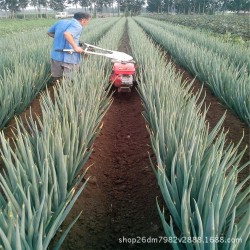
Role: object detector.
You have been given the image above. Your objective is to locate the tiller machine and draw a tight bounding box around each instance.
[57,43,136,92]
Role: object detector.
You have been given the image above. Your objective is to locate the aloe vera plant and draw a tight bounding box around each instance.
[0,17,127,249]
[141,17,250,72]
[134,17,250,126]
[145,14,250,41]
[128,17,249,250]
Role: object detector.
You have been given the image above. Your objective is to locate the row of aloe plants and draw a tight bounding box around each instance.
[0,19,55,36]
[144,14,250,41]
[0,17,120,130]
[134,17,250,126]
[0,17,127,249]
[128,17,249,250]
[141,17,249,72]
[0,30,51,129]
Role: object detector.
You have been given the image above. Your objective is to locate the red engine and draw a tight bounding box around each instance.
[110,62,135,92]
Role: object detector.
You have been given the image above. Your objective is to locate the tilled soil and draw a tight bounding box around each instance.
[55,87,166,250]
[0,23,249,250]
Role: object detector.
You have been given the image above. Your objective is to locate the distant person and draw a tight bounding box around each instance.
[47,12,90,81]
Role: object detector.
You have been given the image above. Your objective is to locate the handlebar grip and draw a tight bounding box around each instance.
[55,49,74,54]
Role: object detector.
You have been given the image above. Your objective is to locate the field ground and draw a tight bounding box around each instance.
[1,23,249,250]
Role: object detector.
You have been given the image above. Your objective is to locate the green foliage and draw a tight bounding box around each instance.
[128,16,250,249]
[49,0,67,11]
[0,29,51,129]
[0,17,126,249]
[146,0,163,13]
[141,17,250,70]
[119,0,145,15]
[145,14,250,40]
[221,31,246,45]
[146,0,250,14]
[0,19,55,36]
[0,0,29,15]
[135,17,250,125]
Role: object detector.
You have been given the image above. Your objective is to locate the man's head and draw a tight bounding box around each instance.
[74,12,90,26]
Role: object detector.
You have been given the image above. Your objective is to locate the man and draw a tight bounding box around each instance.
[47,12,90,80]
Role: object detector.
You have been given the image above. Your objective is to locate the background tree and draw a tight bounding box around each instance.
[163,0,174,13]
[0,0,29,17]
[128,0,144,14]
[120,0,144,15]
[226,0,250,12]
[36,0,49,17]
[0,0,249,17]
[147,0,163,12]
[79,0,91,11]
[41,0,49,17]
[68,0,79,9]
[95,0,113,13]
[49,0,67,11]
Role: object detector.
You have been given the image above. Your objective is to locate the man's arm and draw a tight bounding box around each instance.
[64,31,83,53]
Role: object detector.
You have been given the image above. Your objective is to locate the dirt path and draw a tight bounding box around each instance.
[56,87,166,250]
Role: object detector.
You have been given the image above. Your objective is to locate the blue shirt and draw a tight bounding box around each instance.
[48,18,82,64]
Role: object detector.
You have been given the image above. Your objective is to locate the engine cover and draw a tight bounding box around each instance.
[112,62,135,75]
[110,62,135,91]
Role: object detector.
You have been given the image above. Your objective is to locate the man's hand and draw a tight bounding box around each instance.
[73,46,84,53]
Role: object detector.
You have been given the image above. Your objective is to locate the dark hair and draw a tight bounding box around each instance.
[74,12,90,20]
